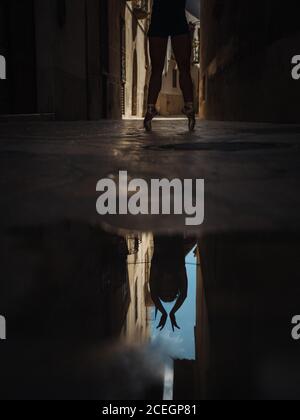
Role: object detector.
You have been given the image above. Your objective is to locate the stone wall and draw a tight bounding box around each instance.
[124,3,150,118]
[200,0,300,123]
[0,0,37,115]
[0,0,127,120]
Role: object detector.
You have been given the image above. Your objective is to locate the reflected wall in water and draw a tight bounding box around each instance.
[122,233,154,344]
[197,233,300,400]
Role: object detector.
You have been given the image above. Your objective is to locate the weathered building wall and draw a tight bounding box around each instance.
[0,0,127,120]
[34,0,55,116]
[39,0,126,120]
[200,0,300,123]
[124,2,150,118]
[54,0,88,120]
[123,233,154,343]
[0,0,37,115]
[158,55,185,116]
[106,0,125,119]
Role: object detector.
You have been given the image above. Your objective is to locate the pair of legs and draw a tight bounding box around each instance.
[147,34,194,106]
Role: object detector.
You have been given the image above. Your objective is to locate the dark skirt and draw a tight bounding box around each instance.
[148,8,190,38]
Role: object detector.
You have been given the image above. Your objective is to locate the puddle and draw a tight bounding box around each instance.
[0,224,202,400]
[0,223,299,400]
[124,234,199,401]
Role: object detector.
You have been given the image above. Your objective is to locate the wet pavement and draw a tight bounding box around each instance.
[0,119,300,232]
[0,119,300,399]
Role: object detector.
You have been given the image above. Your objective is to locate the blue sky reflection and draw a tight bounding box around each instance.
[150,245,197,361]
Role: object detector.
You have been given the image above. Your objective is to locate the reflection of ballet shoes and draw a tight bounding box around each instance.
[144,105,158,132]
[182,103,196,132]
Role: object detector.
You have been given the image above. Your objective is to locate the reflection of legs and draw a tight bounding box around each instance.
[147,37,168,106]
[171,34,193,103]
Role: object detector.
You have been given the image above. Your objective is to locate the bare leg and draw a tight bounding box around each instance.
[171,34,195,130]
[144,37,168,131]
[147,37,169,106]
[171,34,194,103]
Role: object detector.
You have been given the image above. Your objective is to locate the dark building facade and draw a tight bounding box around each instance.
[0,0,127,120]
[200,0,300,122]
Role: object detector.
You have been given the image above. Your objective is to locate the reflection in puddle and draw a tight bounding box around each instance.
[0,225,202,400]
[122,233,199,400]
[1,223,299,400]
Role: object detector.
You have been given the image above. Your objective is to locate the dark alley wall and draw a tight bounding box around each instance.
[200,0,300,123]
[0,0,125,120]
[0,0,37,114]
[35,0,89,120]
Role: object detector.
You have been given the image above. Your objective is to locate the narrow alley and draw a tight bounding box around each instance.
[0,0,300,402]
